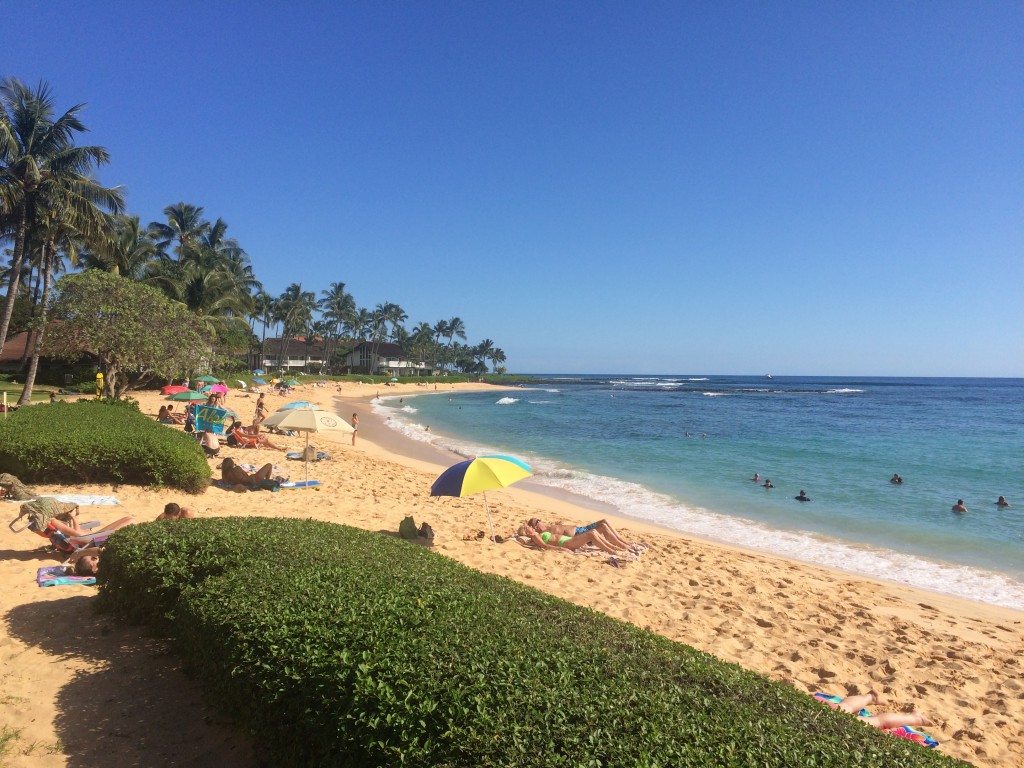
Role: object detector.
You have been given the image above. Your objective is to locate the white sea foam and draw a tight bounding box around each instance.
[495,397,519,405]
[825,388,865,394]
[400,405,418,413]
[543,388,560,393]
[702,392,726,397]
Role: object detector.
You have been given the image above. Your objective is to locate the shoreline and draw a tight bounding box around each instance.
[368,386,1024,612]
[0,382,1021,766]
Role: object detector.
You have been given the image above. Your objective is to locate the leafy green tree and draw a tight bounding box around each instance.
[148,202,209,261]
[79,214,160,279]
[274,283,316,369]
[43,270,212,397]
[0,77,123,359]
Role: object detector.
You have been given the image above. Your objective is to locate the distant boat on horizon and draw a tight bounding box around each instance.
[765,373,773,379]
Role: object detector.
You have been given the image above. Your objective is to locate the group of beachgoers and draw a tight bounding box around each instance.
[750,472,1011,512]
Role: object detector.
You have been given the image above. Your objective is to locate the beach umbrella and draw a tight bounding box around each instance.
[195,375,220,383]
[253,378,267,385]
[277,401,322,411]
[285,379,301,386]
[208,383,228,394]
[389,377,399,382]
[168,390,207,402]
[430,455,532,543]
[252,369,265,375]
[161,385,189,395]
[261,406,354,486]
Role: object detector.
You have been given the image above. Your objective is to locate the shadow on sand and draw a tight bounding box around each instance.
[5,596,262,767]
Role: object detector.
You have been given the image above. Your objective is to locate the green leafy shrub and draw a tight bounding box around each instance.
[97,519,965,767]
[0,399,210,492]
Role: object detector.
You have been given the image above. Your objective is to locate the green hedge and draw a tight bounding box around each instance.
[0,399,210,493]
[96,519,966,767]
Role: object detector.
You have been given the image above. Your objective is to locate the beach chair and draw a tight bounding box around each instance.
[230,428,261,448]
[9,514,108,564]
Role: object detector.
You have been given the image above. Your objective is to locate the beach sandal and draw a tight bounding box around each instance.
[607,557,621,568]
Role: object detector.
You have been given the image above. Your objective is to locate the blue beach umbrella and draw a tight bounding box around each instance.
[430,455,533,543]
[252,369,265,375]
[252,378,267,385]
[278,401,322,411]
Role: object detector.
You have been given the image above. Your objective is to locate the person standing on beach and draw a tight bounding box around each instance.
[952,499,968,513]
[351,413,359,445]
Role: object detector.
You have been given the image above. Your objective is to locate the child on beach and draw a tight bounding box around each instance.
[351,413,359,445]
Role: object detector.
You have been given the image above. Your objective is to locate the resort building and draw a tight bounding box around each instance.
[341,342,433,378]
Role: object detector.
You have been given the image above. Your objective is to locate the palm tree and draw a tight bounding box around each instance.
[475,338,495,370]
[79,214,160,279]
[444,316,467,370]
[0,77,124,359]
[250,289,275,369]
[320,281,355,373]
[148,202,209,261]
[275,283,316,370]
[489,347,507,374]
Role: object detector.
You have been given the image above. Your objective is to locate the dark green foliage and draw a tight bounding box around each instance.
[96,518,966,768]
[0,399,210,492]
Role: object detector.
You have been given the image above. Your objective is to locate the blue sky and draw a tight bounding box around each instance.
[6,1,1022,376]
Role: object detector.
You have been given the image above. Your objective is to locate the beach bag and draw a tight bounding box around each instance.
[303,444,317,462]
[399,515,419,540]
[418,522,435,541]
[0,472,38,501]
[15,498,79,534]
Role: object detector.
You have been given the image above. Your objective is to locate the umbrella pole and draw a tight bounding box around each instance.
[483,492,497,544]
[304,431,309,487]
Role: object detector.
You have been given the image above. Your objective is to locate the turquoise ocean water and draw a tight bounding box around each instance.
[374,376,1024,610]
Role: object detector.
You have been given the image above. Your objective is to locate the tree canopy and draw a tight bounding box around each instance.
[42,270,212,397]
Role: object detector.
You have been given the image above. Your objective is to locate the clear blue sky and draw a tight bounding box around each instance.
[6,1,1022,376]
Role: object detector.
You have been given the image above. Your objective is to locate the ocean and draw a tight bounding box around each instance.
[374,376,1024,611]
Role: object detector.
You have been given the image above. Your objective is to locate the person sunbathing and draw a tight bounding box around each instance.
[46,513,136,541]
[526,517,633,550]
[220,457,274,490]
[156,502,195,521]
[518,523,622,554]
[235,423,287,450]
[817,690,933,732]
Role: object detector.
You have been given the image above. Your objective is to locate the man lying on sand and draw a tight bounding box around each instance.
[526,517,634,550]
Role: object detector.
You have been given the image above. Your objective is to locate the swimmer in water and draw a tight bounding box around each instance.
[763,479,774,489]
[996,496,1010,508]
[890,473,903,485]
[951,499,968,514]
[751,473,760,483]
[795,490,811,502]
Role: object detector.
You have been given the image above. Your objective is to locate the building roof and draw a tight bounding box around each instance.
[0,332,30,364]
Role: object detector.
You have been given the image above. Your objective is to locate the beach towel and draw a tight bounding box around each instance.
[37,565,96,587]
[512,536,648,562]
[279,480,320,489]
[813,693,938,748]
[5,494,121,506]
[286,451,331,462]
[0,473,38,500]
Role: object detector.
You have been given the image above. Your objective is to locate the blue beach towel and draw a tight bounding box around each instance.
[813,693,938,748]
[37,565,95,587]
[279,480,320,489]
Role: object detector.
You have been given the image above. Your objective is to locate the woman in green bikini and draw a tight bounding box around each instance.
[518,523,622,554]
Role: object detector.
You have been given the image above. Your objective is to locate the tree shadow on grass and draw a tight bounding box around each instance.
[5,597,262,767]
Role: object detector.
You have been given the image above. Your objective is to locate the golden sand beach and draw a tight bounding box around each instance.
[1,382,1022,767]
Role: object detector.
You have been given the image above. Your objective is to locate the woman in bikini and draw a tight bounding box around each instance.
[526,518,632,551]
[518,523,622,554]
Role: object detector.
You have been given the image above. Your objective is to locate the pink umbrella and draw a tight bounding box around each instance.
[161,385,190,395]
[208,383,229,394]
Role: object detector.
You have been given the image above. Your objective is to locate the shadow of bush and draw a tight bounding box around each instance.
[5,598,260,767]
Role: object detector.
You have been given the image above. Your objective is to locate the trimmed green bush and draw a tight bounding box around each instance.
[0,399,210,492]
[97,519,966,767]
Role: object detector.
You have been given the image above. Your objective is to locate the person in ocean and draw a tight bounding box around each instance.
[951,499,968,513]
[751,473,760,483]
[795,490,811,502]
[890,473,903,485]
[763,479,774,489]
[996,496,1010,508]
